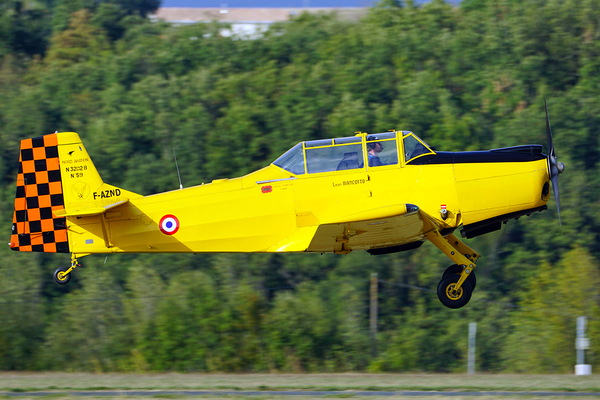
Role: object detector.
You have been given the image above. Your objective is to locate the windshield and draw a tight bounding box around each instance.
[402,132,434,163]
[273,143,305,175]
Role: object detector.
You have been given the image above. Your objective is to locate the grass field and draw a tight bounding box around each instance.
[1,373,600,400]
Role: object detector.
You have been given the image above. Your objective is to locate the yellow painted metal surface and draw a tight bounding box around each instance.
[454,160,548,225]
[42,132,550,256]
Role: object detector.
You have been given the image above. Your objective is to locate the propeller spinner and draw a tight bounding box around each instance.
[545,98,565,225]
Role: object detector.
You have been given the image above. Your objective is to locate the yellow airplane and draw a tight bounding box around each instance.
[8,101,564,309]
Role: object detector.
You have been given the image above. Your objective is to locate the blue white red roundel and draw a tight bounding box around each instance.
[159,215,180,235]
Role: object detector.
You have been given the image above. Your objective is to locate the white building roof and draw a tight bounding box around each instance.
[150,7,368,24]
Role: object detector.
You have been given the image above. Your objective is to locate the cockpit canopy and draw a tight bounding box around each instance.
[273,131,434,175]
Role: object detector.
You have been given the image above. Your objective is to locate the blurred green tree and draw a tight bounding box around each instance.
[0,0,599,373]
[502,247,600,372]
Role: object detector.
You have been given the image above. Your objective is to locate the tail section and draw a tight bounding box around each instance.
[10,132,139,253]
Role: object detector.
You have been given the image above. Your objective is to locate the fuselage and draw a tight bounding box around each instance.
[68,132,550,256]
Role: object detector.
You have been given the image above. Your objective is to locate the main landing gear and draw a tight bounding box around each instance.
[53,254,81,285]
[424,231,481,309]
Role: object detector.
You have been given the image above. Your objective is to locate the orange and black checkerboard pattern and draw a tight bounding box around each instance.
[10,134,69,253]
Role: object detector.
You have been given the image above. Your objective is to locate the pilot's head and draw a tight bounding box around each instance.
[367,136,383,153]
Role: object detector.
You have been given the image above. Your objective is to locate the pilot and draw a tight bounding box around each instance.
[367,136,384,167]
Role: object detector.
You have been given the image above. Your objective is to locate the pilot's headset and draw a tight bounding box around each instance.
[367,136,383,151]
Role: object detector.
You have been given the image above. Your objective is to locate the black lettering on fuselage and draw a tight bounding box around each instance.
[93,188,121,200]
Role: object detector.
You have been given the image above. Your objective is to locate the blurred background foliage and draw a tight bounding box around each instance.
[1,0,600,373]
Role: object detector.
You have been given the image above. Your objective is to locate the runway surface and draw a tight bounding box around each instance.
[3,390,600,396]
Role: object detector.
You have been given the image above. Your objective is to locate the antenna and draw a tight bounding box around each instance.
[172,147,183,190]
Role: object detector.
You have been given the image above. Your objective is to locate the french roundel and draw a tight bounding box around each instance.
[159,215,180,235]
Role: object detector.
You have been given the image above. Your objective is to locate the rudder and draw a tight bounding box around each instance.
[10,133,69,253]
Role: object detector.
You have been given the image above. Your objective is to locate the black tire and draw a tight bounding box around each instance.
[437,274,473,309]
[442,264,476,290]
[53,267,71,285]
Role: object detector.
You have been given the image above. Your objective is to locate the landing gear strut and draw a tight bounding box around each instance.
[424,230,480,309]
[443,264,476,290]
[53,254,80,285]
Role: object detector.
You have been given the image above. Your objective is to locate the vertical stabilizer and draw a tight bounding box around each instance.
[10,132,140,253]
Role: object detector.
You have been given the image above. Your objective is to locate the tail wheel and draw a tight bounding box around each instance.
[443,264,476,290]
[53,267,71,285]
[437,274,473,309]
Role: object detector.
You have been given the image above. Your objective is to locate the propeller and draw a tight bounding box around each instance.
[545,97,565,225]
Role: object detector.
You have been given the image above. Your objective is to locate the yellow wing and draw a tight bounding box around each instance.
[269,204,442,254]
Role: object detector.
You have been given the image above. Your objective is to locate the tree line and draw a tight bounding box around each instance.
[1,0,600,372]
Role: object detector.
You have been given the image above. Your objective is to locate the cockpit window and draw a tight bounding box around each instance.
[305,140,364,173]
[305,139,333,148]
[274,132,404,175]
[366,132,398,168]
[334,137,362,145]
[273,143,305,175]
[403,132,434,163]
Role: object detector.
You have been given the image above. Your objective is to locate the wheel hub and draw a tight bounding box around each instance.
[446,283,463,300]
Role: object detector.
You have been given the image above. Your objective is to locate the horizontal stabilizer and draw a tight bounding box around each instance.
[52,199,129,218]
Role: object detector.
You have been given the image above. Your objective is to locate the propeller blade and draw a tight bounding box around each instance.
[545,97,555,158]
[545,98,562,226]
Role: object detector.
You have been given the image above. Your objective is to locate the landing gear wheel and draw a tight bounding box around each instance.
[443,264,476,290]
[53,267,71,285]
[437,274,473,309]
